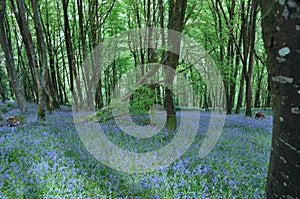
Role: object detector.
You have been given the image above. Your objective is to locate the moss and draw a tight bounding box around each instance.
[166,114,177,131]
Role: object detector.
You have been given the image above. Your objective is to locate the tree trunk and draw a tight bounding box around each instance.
[32,0,60,113]
[62,0,78,110]
[244,74,252,116]
[235,71,244,114]
[265,81,272,108]
[243,0,258,117]
[95,78,104,109]
[42,6,60,110]
[0,0,27,113]
[262,0,300,197]
[254,70,263,108]
[164,0,187,131]
[0,67,7,102]
[10,0,46,119]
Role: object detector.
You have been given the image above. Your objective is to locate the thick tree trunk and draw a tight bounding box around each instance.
[262,0,300,197]
[164,0,187,131]
[0,0,27,113]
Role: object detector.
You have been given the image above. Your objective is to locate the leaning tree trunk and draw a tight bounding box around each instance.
[10,0,46,120]
[0,0,27,113]
[262,0,300,197]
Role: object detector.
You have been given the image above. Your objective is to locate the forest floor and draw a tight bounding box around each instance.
[0,102,272,198]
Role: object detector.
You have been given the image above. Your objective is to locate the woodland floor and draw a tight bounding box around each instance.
[0,102,272,198]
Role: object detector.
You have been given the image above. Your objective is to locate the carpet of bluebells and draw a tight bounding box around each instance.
[0,101,272,198]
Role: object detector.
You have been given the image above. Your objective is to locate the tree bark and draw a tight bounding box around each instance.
[262,0,300,197]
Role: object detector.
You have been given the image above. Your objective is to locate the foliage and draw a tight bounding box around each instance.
[95,108,112,122]
[5,101,14,107]
[1,0,270,115]
[129,85,158,115]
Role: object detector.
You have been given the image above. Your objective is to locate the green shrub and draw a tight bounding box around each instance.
[5,101,14,107]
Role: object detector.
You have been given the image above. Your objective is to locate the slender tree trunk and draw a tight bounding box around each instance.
[42,6,60,110]
[55,3,68,105]
[254,70,263,108]
[241,0,258,117]
[10,0,46,119]
[262,0,300,197]
[95,78,103,109]
[62,0,78,110]
[244,72,252,116]
[32,0,60,113]
[14,15,38,102]
[0,0,27,113]
[135,0,145,75]
[265,81,272,108]
[235,71,245,114]
[0,67,7,102]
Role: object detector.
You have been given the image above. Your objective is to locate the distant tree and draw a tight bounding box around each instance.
[262,0,300,197]
[0,0,27,113]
